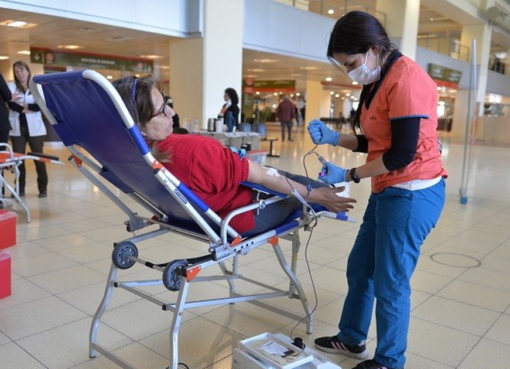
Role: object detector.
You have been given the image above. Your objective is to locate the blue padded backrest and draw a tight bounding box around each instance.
[33,71,203,230]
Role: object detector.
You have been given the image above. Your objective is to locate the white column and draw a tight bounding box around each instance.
[304,80,324,126]
[461,24,491,116]
[376,0,420,59]
[170,0,244,129]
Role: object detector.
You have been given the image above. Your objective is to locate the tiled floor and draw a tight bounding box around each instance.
[1,124,510,369]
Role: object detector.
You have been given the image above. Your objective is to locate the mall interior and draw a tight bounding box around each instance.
[1,0,510,368]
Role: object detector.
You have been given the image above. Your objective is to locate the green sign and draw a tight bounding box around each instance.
[243,78,295,93]
[427,63,462,86]
[30,47,153,72]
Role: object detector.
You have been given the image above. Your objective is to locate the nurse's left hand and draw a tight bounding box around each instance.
[319,161,347,184]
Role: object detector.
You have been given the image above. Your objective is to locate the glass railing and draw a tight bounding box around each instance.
[276,1,477,62]
[483,102,510,117]
[488,55,510,77]
[275,0,387,26]
[417,33,470,61]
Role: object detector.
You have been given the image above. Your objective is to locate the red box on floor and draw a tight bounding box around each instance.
[0,251,11,299]
[0,210,16,249]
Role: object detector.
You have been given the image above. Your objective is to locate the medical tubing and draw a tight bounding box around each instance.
[292,189,308,205]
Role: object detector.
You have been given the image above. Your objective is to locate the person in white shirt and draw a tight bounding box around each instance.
[8,60,48,198]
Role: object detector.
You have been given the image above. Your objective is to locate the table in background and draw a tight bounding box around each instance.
[192,131,260,150]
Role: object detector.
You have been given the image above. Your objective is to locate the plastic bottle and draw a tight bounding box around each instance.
[193,117,199,132]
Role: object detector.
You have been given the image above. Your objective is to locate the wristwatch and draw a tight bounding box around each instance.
[350,168,361,183]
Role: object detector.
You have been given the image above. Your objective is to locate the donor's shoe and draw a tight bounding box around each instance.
[314,336,368,360]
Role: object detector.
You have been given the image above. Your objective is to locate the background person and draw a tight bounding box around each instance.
[0,72,12,199]
[220,87,240,132]
[113,75,356,236]
[308,11,447,369]
[0,72,12,145]
[7,60,48,198]
[275,94,296,141]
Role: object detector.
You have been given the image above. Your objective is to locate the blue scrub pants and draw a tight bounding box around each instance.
[337,178,445,369]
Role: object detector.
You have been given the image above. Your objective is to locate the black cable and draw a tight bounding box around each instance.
[287,144,323,345]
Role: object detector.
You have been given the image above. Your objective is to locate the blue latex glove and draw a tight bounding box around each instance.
[307,119,339,146]
[319,161,347,184]
[229,146,246,159]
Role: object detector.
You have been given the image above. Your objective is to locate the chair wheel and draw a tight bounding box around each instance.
[163,259,188,291]
[112,242,138,269]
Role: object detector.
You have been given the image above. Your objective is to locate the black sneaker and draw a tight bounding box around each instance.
[314,336,368,360]
[352,359,396,369]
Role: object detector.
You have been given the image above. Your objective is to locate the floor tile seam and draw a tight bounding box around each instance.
[403,351,457,369]
[454,334,506,369]
[31,234,105,250]
[409,314,495,338]
[199,303,295,336]
[415,294,510,318]
[435,289,510,314]
[4,340,49,369]
[17,255,106,282]
[409,292,434,312]
[7,312,89,342]
[0,281,93,319]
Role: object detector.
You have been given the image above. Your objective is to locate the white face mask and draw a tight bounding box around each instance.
[347,52,381,85]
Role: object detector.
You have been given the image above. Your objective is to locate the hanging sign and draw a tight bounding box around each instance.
[30,47,153,72]
[243,78,295,93]
[427,63,462,88]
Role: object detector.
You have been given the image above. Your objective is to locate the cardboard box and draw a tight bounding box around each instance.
[0,210,16,249]
[0,251,11,299]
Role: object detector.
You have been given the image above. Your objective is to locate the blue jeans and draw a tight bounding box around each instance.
[337,178,445,369]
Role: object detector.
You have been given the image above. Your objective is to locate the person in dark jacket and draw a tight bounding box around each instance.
[220,88,240,132]
[275,95,296,141]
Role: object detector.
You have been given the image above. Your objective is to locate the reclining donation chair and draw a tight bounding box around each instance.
[31,70,351,369]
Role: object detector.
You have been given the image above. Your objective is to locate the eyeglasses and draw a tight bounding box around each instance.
[150,94,170,119]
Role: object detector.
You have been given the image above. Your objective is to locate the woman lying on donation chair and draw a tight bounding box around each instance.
[112,76,356,236]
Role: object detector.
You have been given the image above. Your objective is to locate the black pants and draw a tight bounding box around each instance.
[280,120,293,140]
[1,129,9,195]
[10,128,48,194]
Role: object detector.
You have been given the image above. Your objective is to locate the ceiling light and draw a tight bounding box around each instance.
[8,20,26,27]
[352,81,358,85]
[0,20,37,28]
[57,44,82,49]
[140,55,162,59]
[325,77,332,81]
[328,9,334,14]
[17,50,30,55]
[300,66,319,70]
[0,56,9,60]
[330,91,334,95]
[106,75,113,80]
[429,16,449,22]
[253,59,277,63]
[335,94,340,98]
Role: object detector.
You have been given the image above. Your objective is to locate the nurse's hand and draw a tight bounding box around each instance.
[319,161,347,184]
[307,119,339,146]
